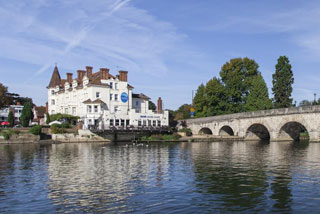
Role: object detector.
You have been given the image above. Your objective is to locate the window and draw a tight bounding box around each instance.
[72,107,76,115]
[114,106,118,113]
[157,120,161,127]
[136,101,139,106]
[87,105,92,113]
[51,99,55,105]
[115,94,118,101]
[96,92,100,98]
[51,90,54,95]
[110,82,113,89]
[65,108,68,114]
[88,119,92,125]
[110,119,114,126]
[138,120,142,126]
[115,119,119,126]
[143,120,146,126]
[51,110,55,114]
[148,120,151,126]
[115,83,118,89]
[126,120,130,127]
[121,119,125,126]
[110,94,113,100]
[153,120,156,126]
[94,105,98,113]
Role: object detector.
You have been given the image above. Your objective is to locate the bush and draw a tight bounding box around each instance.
[29,125,42,135]
[2,132,9,140]
[61,122,71,129]
[50,126,67,134]
[178,128,191,133]
[1,129,20,140]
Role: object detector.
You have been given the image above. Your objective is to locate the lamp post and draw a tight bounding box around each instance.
[314,93,317,104]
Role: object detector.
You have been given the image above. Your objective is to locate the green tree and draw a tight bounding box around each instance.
[0,83,11,109]
[7,111,14,127]
[148,101,156,111]
[46,112,50,124]
[220,57,259,113]
[205,77,227,116]
[20,102,34,127]
[272,56,294,108]
[193,84,207,117]
[299,100,312,107]
[174,104,192,120]
[244,73,272,111]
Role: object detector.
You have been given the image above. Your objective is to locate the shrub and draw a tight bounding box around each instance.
[29,125,42,135]
[2,132,9,140]
[61,122,71,129]
[178,128,191,133]
[51,126,67,134]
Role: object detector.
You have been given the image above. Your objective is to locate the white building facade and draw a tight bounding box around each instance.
[47,66,169,129]
[0,104,24,124]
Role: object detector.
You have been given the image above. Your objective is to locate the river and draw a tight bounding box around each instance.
[0,141,320,213]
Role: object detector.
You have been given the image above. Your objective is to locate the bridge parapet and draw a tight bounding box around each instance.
[184,105,320,124]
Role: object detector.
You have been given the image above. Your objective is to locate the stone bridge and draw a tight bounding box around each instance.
[182,105,320,142]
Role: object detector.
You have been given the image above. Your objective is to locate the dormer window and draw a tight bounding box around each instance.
[51,90,54,95]
[110,82,113,89]
[96,92,100,98]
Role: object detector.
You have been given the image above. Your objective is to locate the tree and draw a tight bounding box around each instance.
[20,102,34,127]
[7,111,14,127]
[299,100,313,107]
[148,101,156,111]
[220,57,259,113]
[174,104,192,120]
[0,83,11,109]
[205,78,227,116]
[244,74,272,111]
[46,112,50,124]
[272,56,294,108]
[193,84,207,117]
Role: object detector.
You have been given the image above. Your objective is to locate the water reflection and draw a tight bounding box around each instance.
[1,141,320,213]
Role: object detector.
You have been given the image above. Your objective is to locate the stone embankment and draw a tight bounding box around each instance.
[52,130,110,143]
[0,133,40,144]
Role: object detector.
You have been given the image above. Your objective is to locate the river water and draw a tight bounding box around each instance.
[0,141,320,213]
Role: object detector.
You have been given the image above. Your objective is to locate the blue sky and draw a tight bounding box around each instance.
[1,0,320,109]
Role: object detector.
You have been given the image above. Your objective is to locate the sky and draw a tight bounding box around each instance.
[1,0,320,109]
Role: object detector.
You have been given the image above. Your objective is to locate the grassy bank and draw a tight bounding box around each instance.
[140,133,181,141]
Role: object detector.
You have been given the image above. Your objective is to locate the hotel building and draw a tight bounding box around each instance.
[47,66,169,129]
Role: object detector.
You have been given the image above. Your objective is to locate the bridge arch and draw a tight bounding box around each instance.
[245,123,270,141]
[278,121,309,141]
[219,125,234,136]
[199,127,213,135]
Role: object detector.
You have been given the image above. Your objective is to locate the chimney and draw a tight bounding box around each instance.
[86,66,93,78]
[77,70,85,81]
[100,68,110,80]
[67,73,73,84]
[119,71,128,82]
[157,97,163,113]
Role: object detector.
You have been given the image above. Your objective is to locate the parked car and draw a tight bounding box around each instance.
[13,124,23,128]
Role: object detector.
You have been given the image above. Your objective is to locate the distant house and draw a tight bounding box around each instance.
[33,106,47,125]
[0,103,24,125]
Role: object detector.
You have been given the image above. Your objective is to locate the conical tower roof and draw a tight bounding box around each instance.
[48,65,61,88]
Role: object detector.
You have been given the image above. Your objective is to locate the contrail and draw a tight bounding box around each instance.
[30,0,131,82]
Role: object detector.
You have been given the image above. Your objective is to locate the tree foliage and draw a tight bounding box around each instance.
[220,57,259,113]
[7,111,14,127]
[49,113,79,125]
[148,101,156,111]
[192,57,272,117]
[272,56,294,108]
[20,102,34,127]
[244,74,273,111]
[174,104,192,120]
[0,83,11,109]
